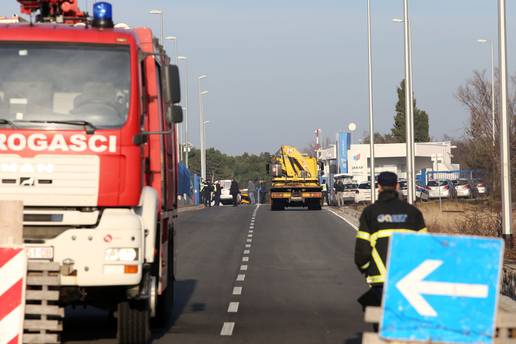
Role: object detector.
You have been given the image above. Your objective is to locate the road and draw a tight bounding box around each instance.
[64,205,369,344]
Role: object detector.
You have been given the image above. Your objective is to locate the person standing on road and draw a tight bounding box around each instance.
[354,171,427,312]
[248,180,256,205]
[203,180,213,207]
[230,179,240,207]
[321,180,329,206]
[214,181,222,206]
[335,180,344,207]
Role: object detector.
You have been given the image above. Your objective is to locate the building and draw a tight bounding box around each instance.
[318,141,459,184]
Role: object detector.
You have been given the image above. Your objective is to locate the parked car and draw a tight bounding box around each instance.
[399,180,429,202]
[342,183,359,204]
[472,179,488,197]
[426,180,457,199]
[218,179,236,205]
[453,179,478,198]
[354,182,378,203]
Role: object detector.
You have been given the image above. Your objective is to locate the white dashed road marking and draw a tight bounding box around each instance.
[227,302,240,313]
[244,249,250,254]
[233,286,242,295]
[240,265,248,271]
[247,239,252,243]
[236,274,245,281]
[242,256,249,262]
[220,322,235,336]
[245,244,251,248]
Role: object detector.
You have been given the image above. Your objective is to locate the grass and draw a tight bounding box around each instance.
[416,200,515,260]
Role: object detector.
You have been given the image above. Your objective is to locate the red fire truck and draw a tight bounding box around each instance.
[0,1,182,342]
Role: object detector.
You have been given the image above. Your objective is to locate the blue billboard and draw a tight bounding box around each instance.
[338,131,351,173]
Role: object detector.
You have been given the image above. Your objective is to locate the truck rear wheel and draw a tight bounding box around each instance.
[271,200,284,211]
[154,226,175,328]
[117,299,151,344]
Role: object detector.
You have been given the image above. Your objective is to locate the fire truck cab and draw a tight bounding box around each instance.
[0,2,182,342]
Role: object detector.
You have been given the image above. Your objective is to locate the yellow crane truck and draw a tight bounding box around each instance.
[268,145,323,210]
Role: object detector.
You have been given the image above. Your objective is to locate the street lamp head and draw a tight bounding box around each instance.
[198,75,207,80]
[200,91,209,95]
[177,56,187,60]
[165,36,177,41]
[392,18,403,23]
[348,122,357,132]
[149,9,162,15]
[477,38,488,44]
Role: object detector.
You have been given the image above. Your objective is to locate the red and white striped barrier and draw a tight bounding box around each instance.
[0,247,27,344]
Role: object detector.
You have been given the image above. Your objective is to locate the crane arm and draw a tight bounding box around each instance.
[273,146,318,179]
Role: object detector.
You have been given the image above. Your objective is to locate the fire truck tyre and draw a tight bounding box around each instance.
[117,300,151,344]
[154,232,174,328]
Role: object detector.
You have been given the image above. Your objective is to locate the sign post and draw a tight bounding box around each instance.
[381,233,504,344]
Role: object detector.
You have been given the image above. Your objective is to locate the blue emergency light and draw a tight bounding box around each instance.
[92,2,114,28]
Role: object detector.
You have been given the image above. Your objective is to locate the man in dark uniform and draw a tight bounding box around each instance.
[354,171,427,312]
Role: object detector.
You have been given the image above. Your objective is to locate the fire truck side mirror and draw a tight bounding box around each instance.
[165,64,181,104]
[167,105,183,124]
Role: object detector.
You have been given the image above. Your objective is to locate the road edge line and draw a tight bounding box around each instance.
[326,208,359,231]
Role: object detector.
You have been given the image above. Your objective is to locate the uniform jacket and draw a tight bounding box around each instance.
[354,190,427,285]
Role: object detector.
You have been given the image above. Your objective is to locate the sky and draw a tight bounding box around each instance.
[4,0,516,155]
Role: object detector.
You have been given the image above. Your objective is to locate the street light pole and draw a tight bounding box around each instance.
[178,56,190,167]
[149,10,164,45]
[402,0,415,205]
[165,36,178,64]
[198,75,208,181]
[498,0,513,247]
[477,39,496,145]
[367,0,376,202]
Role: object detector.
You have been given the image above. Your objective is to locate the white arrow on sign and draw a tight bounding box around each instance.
[396,259,489,317]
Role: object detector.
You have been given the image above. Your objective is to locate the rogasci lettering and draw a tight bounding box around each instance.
[0,134,117,153]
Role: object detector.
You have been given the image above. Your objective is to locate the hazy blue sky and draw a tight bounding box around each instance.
[4,1,516,154]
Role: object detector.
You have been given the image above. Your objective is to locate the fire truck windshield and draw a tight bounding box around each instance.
[0,43,130,129]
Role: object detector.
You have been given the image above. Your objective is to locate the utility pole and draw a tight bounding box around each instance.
[498,0,513,247]
[403,0,415,204]
[367,0,376,202]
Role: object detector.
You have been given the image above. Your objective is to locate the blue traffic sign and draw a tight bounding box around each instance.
[381,233,504,344]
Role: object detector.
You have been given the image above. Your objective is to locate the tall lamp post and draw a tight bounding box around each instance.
[393,16,416,203]
[178,56,190,167]
[198,75,208,181]
[148,10,164,44]
[366,0,376,202]
[477,38,496,145]
[498,0,513,247]
[165,36,178,64]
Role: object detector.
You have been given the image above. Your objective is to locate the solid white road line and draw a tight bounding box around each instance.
[236,274,245,281]
[242,256,249,262]
[233,286,243,295]
[220,322,235,336]
[240,265,248,271]
[227,302,240,313]
[326,208,359,231]
[244,249,250,254]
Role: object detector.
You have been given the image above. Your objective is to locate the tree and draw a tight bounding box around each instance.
[391,80,430,142]
[362,132,398,144]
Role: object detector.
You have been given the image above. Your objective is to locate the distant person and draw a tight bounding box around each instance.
[335,180,344,207]
[354,171,427,317]
[230,179,240,207]
[321,180,328,206]
[248,180,256,205]
[203,180,213,207]
[214,181,222,206]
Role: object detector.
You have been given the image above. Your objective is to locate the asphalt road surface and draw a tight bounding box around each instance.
[63,205,369,344]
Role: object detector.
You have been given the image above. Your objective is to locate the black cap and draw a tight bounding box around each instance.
[378,171,398,187]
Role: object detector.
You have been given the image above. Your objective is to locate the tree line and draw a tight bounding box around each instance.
[187,147,272,184]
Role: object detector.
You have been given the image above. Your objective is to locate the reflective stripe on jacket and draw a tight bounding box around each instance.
[354,190,427,285]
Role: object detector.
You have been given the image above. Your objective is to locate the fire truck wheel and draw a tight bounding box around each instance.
[154,229,175,328]
[117,299,151,344]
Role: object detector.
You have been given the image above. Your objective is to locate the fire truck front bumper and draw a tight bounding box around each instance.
[24,209,144,287]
